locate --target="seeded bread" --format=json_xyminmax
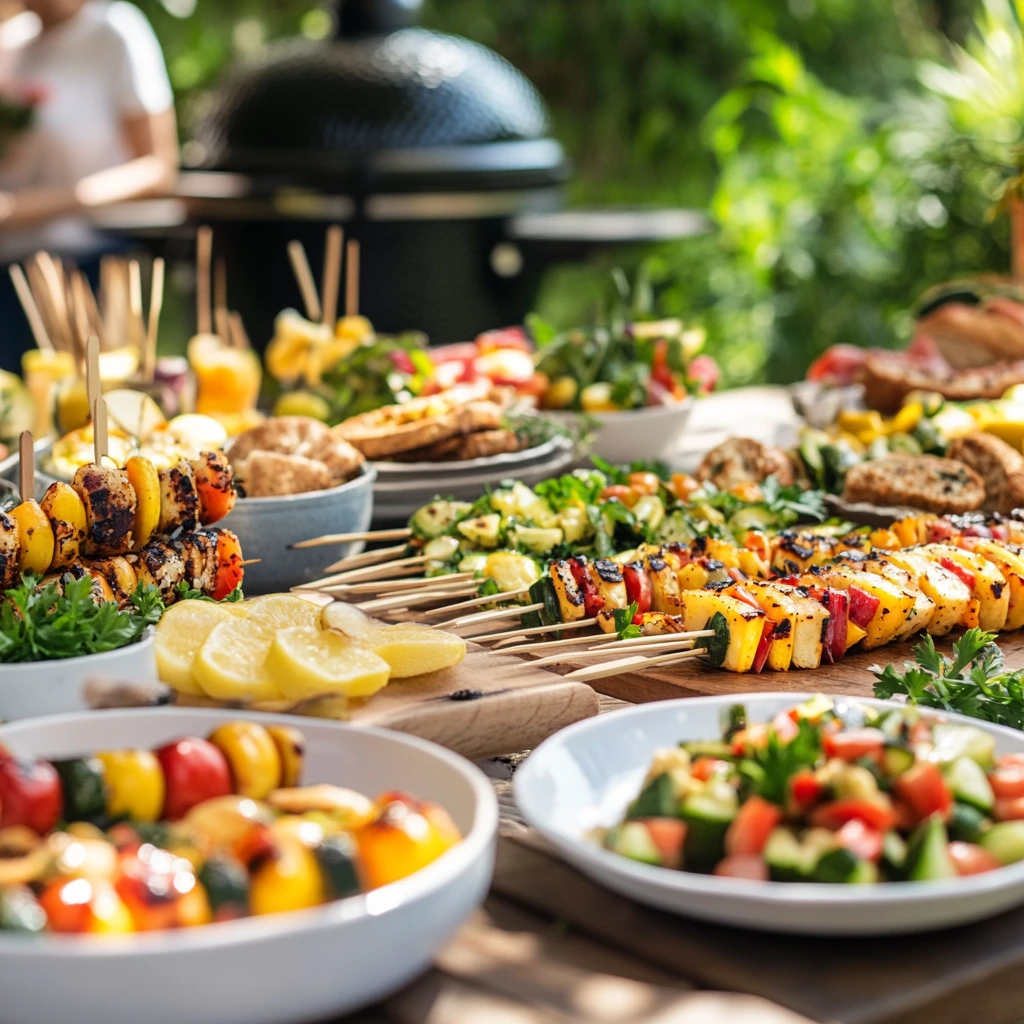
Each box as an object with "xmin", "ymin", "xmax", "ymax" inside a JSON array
[
  {"xmin": 946, "ymin": 433, "xmax": 1024, "ymax": 514},
  {"xmin": 841, "ymin": 455, "xmax": 985, "ymax": 514},
  {"xmin": 696, "ymin": 437, "xmax": 796, "ymax": 490}
]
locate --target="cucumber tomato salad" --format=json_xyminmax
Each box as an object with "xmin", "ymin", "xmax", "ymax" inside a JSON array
[{"xmin": 600, "ymin": 696, "xmax": 1024, "ymax": 884}]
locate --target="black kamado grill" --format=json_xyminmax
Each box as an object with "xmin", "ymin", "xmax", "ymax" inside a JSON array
[{"xmin": 181, "ymin": 0, "xmax": 706, "ymax": 346}]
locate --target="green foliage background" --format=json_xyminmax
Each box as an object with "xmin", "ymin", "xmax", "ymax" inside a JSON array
[{"xmin": 136, "ymin": 0, "xmax": 1024, "ymax": 385}]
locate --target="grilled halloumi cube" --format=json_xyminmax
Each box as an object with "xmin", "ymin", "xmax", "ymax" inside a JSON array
[
  {"xmin": 591, "ymin": 558, "xmax": 628, "ymax": 612},
  {"xmin": 645, "ymin": 553, "xmax": 682, "ymax": 613},
  {"xmin": 677, "ymin": 561, "xmax": 710, "ymax": 590},
  {"xmin": 771, "ymin": 532, "xmax": 836, "ymax": 574},
  {"xmin": 966, "ymin": 540, "xmax": 1024, "ymax": 631},
  {"xmin": 881, "ymin": 550, "xmax": 970, "ymax": 635},
  {"xmin": 917, "ymin": 544, "xmax": 1009, "ymax": 632},
  {"xmin": 638, "ymin": 611, "xmax": 690, "ymax": 635},
  {"xmin": 858, "ymin": 557, "xmax": 935, "ymax": 643},
  {"xmin": 815, "ymin": 565, "xmax": 916, "ymax": 649},
  {"xmin": 681, "ymin": 590, "xmax": 765, "ymax": 673},
  {"xmin": 549, "ymin": 560, "xmax": 586, "ymax": 622},
  {"xmin": 789, "ymin": 594, "xmax": 830, "ymax": 669},
  {"xmin": 727, "ymin": 581, "xmax": 796, "ymax": 671}
]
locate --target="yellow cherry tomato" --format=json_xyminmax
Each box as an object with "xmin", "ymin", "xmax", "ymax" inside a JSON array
[
  {"xmin": 12, "ymin": 500, "xmax": 54, "ymax": 574},
  {"xmin": 249, "ymin": 831, "xmax": 324, "ymax": 916},
  {"xmin": 208, "ymin": 722, "xmax": 282, "ymax": 800},
  {"xmin": 95, "ymin": 750, "xmax": 165, "ymax": 823}
]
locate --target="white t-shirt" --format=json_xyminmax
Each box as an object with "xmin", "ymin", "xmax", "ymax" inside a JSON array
[{"xmin": 0, "ymin": 1, "xmax": 173, "ymax": 260}]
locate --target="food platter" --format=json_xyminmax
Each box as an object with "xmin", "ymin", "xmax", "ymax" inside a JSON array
[
  {"xmin": 515, "ymin": 694, "xmax": 1024, "ymax": 935},
  {"xmin": 372, "ymin": 435, "xmax": 563, "ymax": 476}
]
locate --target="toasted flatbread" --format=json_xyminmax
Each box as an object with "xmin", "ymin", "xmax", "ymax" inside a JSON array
[
  {"xmin": 242, "ymin": 451, "xmax": 334, "ymax": 497},
  {"xmin": 389, "ymin": 429, "xmax": 522, "ymax": 463}
]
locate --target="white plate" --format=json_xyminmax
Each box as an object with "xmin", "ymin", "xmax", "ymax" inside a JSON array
[
  {"xmin": 546, "ymin": 400, "xmax": 693, "ymax": 465},
  {"xmin": 514, "ymin": 693, "xmax": 1024, "ymax": 936},
  {"xmin": 0, "ymin": 708, "xmax": 497, "ymax": 1024},
  {"xmin": 373, "ymin": 437, "xmax": 561, "ymax": 477}
]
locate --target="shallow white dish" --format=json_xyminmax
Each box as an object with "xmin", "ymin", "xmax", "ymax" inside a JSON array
[
  {"xmin": 547, "ymin": 400, "xmax": 693, "ymax": 465},
  {"xmin": 0, "ymin": 633, "xmax": 157, "ymax": 722},
  {"xmin": 373, "ymin": 436, "xmax": 561, "ymax": 477},
  {"xmin": 0, "ymin": 707, "xmax": 497, "ymax": 1024},
  {"xmin": 515, "ymin": 693, "xmax": 1024, "ymax": 936}
]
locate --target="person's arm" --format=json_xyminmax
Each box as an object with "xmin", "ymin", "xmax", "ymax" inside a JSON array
[{"xmin": 0, "ymin": 107, "xmax": 179, "ymax": 228}]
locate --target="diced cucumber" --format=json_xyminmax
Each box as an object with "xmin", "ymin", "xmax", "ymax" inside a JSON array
[
  {"xmin": 681, "ymin": 793, "xmax": 737, "ymax": 873},
  {"xmin": 605, "ymin": 822, "xmax": 661, "ymax": 866},
  {"xmin": 626, "ymin": 772, "xmax": 678, "ymax": 820},
  {"xmin": 528, "ymin": 577, "xmax": 562, "ymax": 633},
  {"xmin": 680, "ymin": 740, "xmax": 733, "ymax": 760},
  {"xmin": 881, "ymin": 830, "xmax": 907, "ymax": 879},
  {"xmin": 945, "ymin": 756, "xmax": 994, "ymax": 813},
  {"xmin": 696, "ymin": 612, "xmax": 731, "ymax": 670},
  {"xmin": 422, "ymin": 535, "xmax": 461, "ymax": 562},
  {"xmin": 812, "ymin": 847, "xmax": 862, "ymax": 884},
  {"xmin": 728, "ymin": 506, "xmax": 777, "ymax": 533},
  {"xmin": 632, "ymin": 495, "xmax": 665, "ymax": 530},
  {"xmin": 511, "ymin": 525, "xmax": 564, "ymax": 555},
  {"xmin": 795, "ymin": 694, "xmax": 834, "ymax": 722},
  {"xmin": 948, "ymin": 802, "xmax": 990, "ymax": 844},
  {"xmin": 764, "ymin": 828, "xmax": 807, "ymax": 882},
  {"xmin": 905, "ymin": 817, "xmax": 956, "ymax": 881},
  {"xmin": 878, "ymin": 709, "xmax": 909, "ymax": 741},
  {"xmin": 410, "ymin": 500, "xmax": 473, "ymax": 539},
  {"xmin": 882, "ymin": 745, "xmax": 915, "ymax": 778},
  {"xmin": 931, "ymin": 724, "xmax": 996, "ymax": 769},
  {"xmin": 980, "ymin": 821, "xmax": 1024, "ymax": 866},
  {"xmin": 848, "ymin": 860, "xmax": 880, "ymax": 884},
  {"xmin": 457, "ymin": 513, "xmax": 502, "ymax": 548},
  {"xmin": 558, "ymin": 505, "xmax": 591, "ymax": 544},
  {"xmin": 457, "ymin": 553, "xmax": 489, "ymax": 574}
]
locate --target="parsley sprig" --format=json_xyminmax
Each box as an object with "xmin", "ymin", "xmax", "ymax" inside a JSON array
[
  {"xmin": 0, "ymin": 575, "xmax": 164, "ymax": 664},
  {"xmin": 872, "ymin": 629, "xmax": 1024, "ymax": 729},
  {"xmin": 738, "ymin": 718, "xmax": 822, "ymax": 805},
  {"xmin": 174, "ymin": 581, "xmax": 244, "ymax": 604}
]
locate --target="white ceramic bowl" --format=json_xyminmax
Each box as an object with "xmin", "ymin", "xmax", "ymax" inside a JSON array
[
  {"xmin": 547, "ymin": 400, "xmax": 693, "ymax": 465},
  {"xmin": 0, "ymin": 633, "xmax": 157, "ymax": 722},
  {"xmin": 0, "ymin": 708, "xmax": 497, "ymax": 1024},
  {"xmin": 515, "ymin": 693, "xmax": 1024, "ymax": 936}
]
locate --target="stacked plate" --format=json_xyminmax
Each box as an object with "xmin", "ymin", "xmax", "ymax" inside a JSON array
[{"xmin": 371, "ymin": 435, "xmax": 575, "ymax": 523}]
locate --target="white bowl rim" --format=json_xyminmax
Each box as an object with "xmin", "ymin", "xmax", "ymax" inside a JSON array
[
  {"xmin": 234, "ymin": 462, "xmax": 377, "ymax": 506},
  {"xmin": 544, "ymin": 397, "xmax": 694, "ymax": 420},
  {"xmin": 0, "ymin": 631, "xmax": 154, "ymax": 675},
  {"xmin": 0, "ymin": 707, "xmax": 498, "ymax": 958},
  {"xmin": 515, "ymin": 691, "xmax": 1024, "ymax": 907},
  {"xmin": 371, "ymin": 436, "xmax": 570, "ymax": 476}
]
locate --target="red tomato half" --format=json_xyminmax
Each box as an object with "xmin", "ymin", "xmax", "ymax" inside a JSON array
[
  {"xmin": 836, "ymin": 819, "xmax": 883, "ymax": 862},
  {"xmin": 809, "ymin": 799, "xmax": 897, "ymax": 833},
  {"xmin": 948, "ymin": 842, "xmax": 1002, "ymax": 876},
  {"xmin": 156, "ymin": 737, "xmax": 233, "ymax": 820},
  {"xmin": 823, "ymin": 728, "xmax": 886, "ymax": 762},
  {"xmin": 714, "ymin": 855, "xmax": 769, "ymax": 881},
  {"xmin": 691, "ymin": 757, "xmax": 731, "ymax": 782},
  {"xmin": 895, "ymin": 762, "xmax": 952, "ymax": 821},
  {"xmin": 636, "ymin": 819, "xmax": 687, "ymax": 869},
  {"xmin": 788, "ymin": 769, "xmax": 823, "ymax": 811},
  {"xmin": 989, "ymin": 765, "xmax": 1024, "ymax": 799},
  {"xmin": 994, "ymin": 797, "xmax": 1024, "ymax": 821},
  {"xmin": 725, "ymin": 796, "xmax": 782, "ymax": 858},
  {"xmin": 0, "ymin": 753, "xmax": 62, "ymax": 834}
]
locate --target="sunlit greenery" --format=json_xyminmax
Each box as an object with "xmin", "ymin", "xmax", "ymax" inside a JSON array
[{"xmin": 138, "ymin": 0, "xmax": 1019, "ymax": 383}]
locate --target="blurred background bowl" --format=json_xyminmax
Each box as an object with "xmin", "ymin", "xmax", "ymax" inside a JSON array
[
  {"xmin": 0, "ymin": 707, "xmax": 497, "ymax": 1024},
  {"xmin": 221, "ymin": 464, "xmax": 376, "ymax": 593}
]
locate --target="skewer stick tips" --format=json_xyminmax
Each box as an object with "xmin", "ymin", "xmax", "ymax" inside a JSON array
[
  {"xmin": 287, "ymin": 240, "xmax": 322, "ymax": 323},
  {"xmin": 92, "ymin": 396, "xmax": 109, "ymax": 466},
  {"xmin": 289, "ymin": 527, "xmax": 412, "ymax": 549},
  {"xmin": 345, "ymin": 239, "xmax": 360, "ymax": 318},
  {"xmin": 321, "ymin": 225, "xmax": 343, "ymax": 328},
  {"xmin": 196, "ymin": 225, "xmax": 213, "ymax": 335},
  {"xmin": 9, "ymin": 264, "xmax": 53, "ymax": 353},
  {"xmin": 18, "ymin": 431, "xmax": 33, "ymax": 502},
  {"xmin": 145, "ymin": 257, "xmax": 165, "ymax": 381}
]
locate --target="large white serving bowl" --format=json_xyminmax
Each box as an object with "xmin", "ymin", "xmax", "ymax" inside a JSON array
[
  {"xmin": 0, "ymin": 708, "xmax": 498, "ymax": 1024},
  {"xmin": 547, "ymin": 399, "xmax": 693, "ymax": 464},
  {"xmin": 0, "ymin": 633, "xmax": 157, "ymax": 721},
  {"xmin": 515, "ymin": 693, "xmax": 1024, "ymax": 936}
]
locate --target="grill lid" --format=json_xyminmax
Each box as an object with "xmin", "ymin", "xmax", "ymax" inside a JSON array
[{"xmin": 194, "ymin": 0, "xmax": 566, "ymax": 190}]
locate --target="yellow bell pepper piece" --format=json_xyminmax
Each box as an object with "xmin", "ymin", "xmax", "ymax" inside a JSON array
[
  {"xmin": 12, "ymin": 500, "xmax": 54, "ymax": 575},
  {"xmin": 95, "ymin": 750, "xmax": 165, "ymax": 823},
  {"xmin": 208, "ymin": 722, "xmax": 282, "ymax": 800},
  {"xmin": 887, "ymin": 402, "xmax": 922, "ymax": 435},
  {"xmin": 249, "ymin": 830, "xmax": 325, "ymax": 916}
]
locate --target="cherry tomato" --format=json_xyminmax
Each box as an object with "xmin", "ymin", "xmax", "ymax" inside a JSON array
[
  {"xmin": 948, "ymin": 842, "xmax": 1002, "ymax": 876},
  {"xmin": 155, "ymin": 737, "xmax": 233, "ymax": 820},
  {"xmin": 116, "ymin": 845, "xmax": 207, "ymax": 930},
  {"xmin": 670, "ymin": 473, "xmax": 701, "ymax": 502},
  {"xmin": 212, "ymin": 529, "xmax": 244, "ymax": 601},
  {"xmin": 725, "ymin": 796, "xmax": 782, "ymax": 858},
  {"xmin": 636, "ymin": 818, "xmax": 687, "ymax": 868},
  {"xmin": 989, "ymin": 765, "xmax": 1024, "ymax": 799},
  {"xmin": 686, "ymin": 354, "xmax": 719, "ymax": 395},
  {"xmin": 691, "ymin": 757, "xmax": 731, "ymax": 782},
  {"xmin": 835, "ymin": 819, "xmax": 883, "ymax": 862},
  {"xmin": 622, "ymin": 563, "xmax": 652, "ymax": 615},
  {"xmin": 895, "ymin": 762, "xmax": 952, "ymax": 821},
  {"xmin": 788, "ymin": 769, "xmax": 823, "ymax": 811},
  {"xmin": 38, "ymin": 878, "xmax": 95, "ymax": 933},
  {"xmin": 994, "ymin": 797, "xmax": 1024, "ymax": 821},
  {"xmin": 713, "ymin": 855, "xmax": 768, "ymax": 881},
  {"xmin": 809, "ymin": 799, "xmax": 897, "ymax": 833},
  {"xmin": 627, "ymin": 472, "xmax": 661, "ymax": 496},
  {"xmin": 0, "ymin": 753, "xmax": 62, "ymax": 834},
  {"xmin": 600, "ymin": 485, "xmax": 639, "ymax": 508},
  {"xmin": 770, "ymin": 710, "xmax": 798, "ymax": 743},
  {"xmin": 805, "ymin": 344, "xmax": 866, "ymax": 385},
  {"xmin": 823, "ymin": 728, "xmax": 886, "ymax": 762}
]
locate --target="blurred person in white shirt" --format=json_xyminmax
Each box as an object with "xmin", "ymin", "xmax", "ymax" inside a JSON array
[{"xmin": 0, "ymin": 0, "xmax": 178, "ymax": 369}]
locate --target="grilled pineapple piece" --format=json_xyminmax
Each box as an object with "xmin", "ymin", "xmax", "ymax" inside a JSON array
[
  {"xmin": 917, "ymin": 544, "xmax": 1009, "ymax": 632},
  {"xmin": 771, "ymin": 533, "xmax": 835, "ymax": 574},
  {"xmin": 728, "ymin": 581, "xmax": 796, "ymax": 671},
  {"xmin": 816, "ymin": 565, "xmax": 915, "ymax": 648},
  {"xmin": 591, "ymin": 558, "xmax": 628, "ymax": 611},
  {"xmin": 968, "ymin": 540, "xmax": 1024, "ymax": 631},
  {"xmin": 681, "ymin": 590, "xmax": 765, "ymax": 673},
  {"xmin": 881, "ymin": 550, "xmax": 970, "ymax": 636},
  {"xmin": 40, "ymin": 482, "xmax": 86, "ymax": 570},
  {"xmin": 645, "ymin": 552, "xmax": 682, "ymax": 613},
  {"xmin": 483, "ymin": 551, "xmax": 540, "ymax": 595},
  {"xmin": 677, "ymin": 561, "xmax": 711, "ymax": 590},
  {"xmin": 857, "ymin": 555, "xmax": 935, "ymax": 642},
  {"xmin": 550, "ymin": 560, "xmax": 586, "ymax": 622}
]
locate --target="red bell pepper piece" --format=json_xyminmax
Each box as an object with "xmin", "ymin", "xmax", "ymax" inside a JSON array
[
  {"xmin": 809, "ymin": 798, "xmax": 897, "ymax": 833},
  {"xmin": 940, "ymin": 557, "xmax": 976, "ymax": 591},
  {"xmin": 752, "ymin": 618, "xmax": 776, "ymax": 673},
  {"xmin": 846, "ymin": 586, "xmax": 879, "ymax": 629},
  {"xmin": 927, "ymin": 519, "xmax": 956, "ymax": 542},
  {"xmin": 823, "ymin": 589, "xmax": 849, "ymax": 661},
  {"xmin": 731, "ymin": 586, "xmax": 761, "ymax": 610},
  {"xmin": 788, "ymin": 769, "xmax": 823, "ymax": 812},
  {"xmin": 568, "ymin": 558, "xmax": 605, "ymax": 617},
  {"xmin": 623, "ymin": 562, "xmax": 652, "ymax": 615}
]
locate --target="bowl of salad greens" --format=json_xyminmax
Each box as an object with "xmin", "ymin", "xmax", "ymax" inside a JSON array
[
  {"xmin": 0, "ymin": 574, "xmax": 162, "ymax": 720},
  {"xmin": 516, "ymin": 693, "xmax": 1024, "ymax": 935}
]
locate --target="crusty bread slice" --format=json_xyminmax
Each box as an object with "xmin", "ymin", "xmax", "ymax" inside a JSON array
[
  {"xmin": 946, "ymin": 433, "xmax": 1024, "ymax": 514},
  {"xmin": 390, "ymin": 429, "xmax": 522, "ymax": 463},
  {"xmin": 841, "ymin": 455, "xmax": 985, "ymax": 514}
]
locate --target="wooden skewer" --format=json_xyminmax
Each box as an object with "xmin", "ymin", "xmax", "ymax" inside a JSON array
[
  {"xmin": 500, "ymin": 628, "xmax": 716, "ymax": 655},
  {"xmin": 319, "ymin": 543, "xmax": 408, "ymax": 573},
  {"xmin": 214, "ymin": 257, "xmax": 227, "ymax": 329},
  {"xmin": 239, "ymin": 558, "xmax": 262, "ymax": 567},
  {"xmin": 321, "ymin": 225, "xmax": 343, "ymax": 328},
  {"xmin": 35, "ymin": 252, "xmax": 73, "ymax": 355},
  {"xmin": 77, "ymin": 272, "xmax": 106, "ymax": 351},
  {"xmin": 9, "ymin": 265, "xmax": 53, "ymax": 352},
  {"xmin": 345, "ymin": 239, "xmax": 360, "ymax": 317},
  {"xmin": 293, "ymin": 561, "xmax": 426, "ymax": 592},
  {"xmin": 564, "ymin": 647, "xmax": 706, "ymax": 683},
  {"xmin": 418, "ymin": 587, "xmax": 532, "ymax": 620},
  {"xmin": 128, "ymin": 259, "xmax": 143, "ymax": 352},
  {"xmin": 145, "ymin": 257, "xmax": 164, "ymax": 381},
  {"xmin": 93, "ymin": 395, "xmax": 109, "ymax": 465},
  {"xmin": 196, "ymin": 226, "xmax": 213, "ymax": 335},
  {"xmin": 24, "ymin": 261, "xmax": 62, "ymax": 352},
  {"xmin": 70, "ymin": 273, "xmax": 93, "ymax": 358},
  {"xmin": 85, "ymin": 334, "xmax": 101, "ymax": 417},
  {"xmin": 290, "ymin": 528, "xmax": 412, "ymax": 550},
  {"xmin": 530, "ymin": 640, "xmax": 698, "ymax": 669},
  {"xmin": 321, "ymin": 551, "xmax": 428, "ymax": 577},
  {"xmin": 228, "ymin": 311, "xmax": 251, "ymax": 351},
  {"xmin": 215, "ymin": 307, "xmax": 231, "ymax": 349},
  {"xmin": 470, "ymin": 618, "xmax": 600, "ymax": 644},
  {"xmin": 287, "ymin": 240, "xmax": 322, "ymax": 322},
  {"xmin": 320, "ymin": 571, "xmax": 478, "ymax": 597},
  {"xmin": 357, "ymin": 583, "xmax": 480, "ymax": 613},
  {"xmin": 446, "ymin": 602, "xmax": 544, "ymax": 630},
  {"xmin": 18, "ymin": 430, "xmax": 33, "ymax": 501}
]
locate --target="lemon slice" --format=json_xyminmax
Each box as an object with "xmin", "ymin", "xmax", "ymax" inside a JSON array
[
  {"xmin": 246, "ymin": 594, "xmax": 325, "ymax": 630},
  {"xmin": 360, "ymin": 622, "xmax": 467, "ymax": 679},
  {"xmin": 194, "ymin": 618, "xmax": 281, "ymax": 702},
  {"xmin": 103, "ymin": 389, "xmax": 167, "ymax": 439},
  {"xmin": 267, "ymin": 626, "xmax": 391, "ymax": 700},
  {"xmin": 155, "ymin": 599, "xmax": 247, "ymax": 695}
]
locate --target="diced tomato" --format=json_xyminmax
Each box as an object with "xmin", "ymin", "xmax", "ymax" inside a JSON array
[
  {"xmin": 691, "ymin": 757, "xmax": 732, "ymax": 782},
  {"xmin": 824, "ymin": 589, "xmax": 848, "ymax": 662},
  {"xmin": 623, "ymin": 563, "xmax": 652, "ymax": 615},
  {"xmin": 632, "ymin": 613, "xmax": 644, "ymax": 625},
  {"xmin": 789, "ymin": 769, "xmax": 823, "ymax": 811},
  {"xmin": 810, "ymin": 799, "xmax": 897, "ymax": 833},
  {"xmin": 725, "ymin": 796, "xmax": 783, "ymax": 857},
  {"xmin": 686, "ymin": 354, "xmax": 720, "ymax": 395},
  {"xmin": 752, "ymin": 619, "xmax": 776, "ymax": 674},
  {"xmin": 948, "ymin": 841, "xmax": 1002, "ymax": 876},
  {"xmin": 714, "ymin": 854, "xmax": 768, "ymax": 881},
  {"xmin": 600, "ymin": 486, "xmax": 639, "ymax": 508},
  {"xmin": 627, "ymin": 472, "xmax": 661, "ymax": 496},
  {"xmin": 431, "ymin": 342, "xmax": 480, "ymax": 363},
  {"xmin": 994, "ymin": 797, "xmax": 1024, "ymax": 821},
  {"xmin": 846, "ymin": 587, "xmax": 880, "ymax": 629},
  {"xmin": 771, "ymin": 710, "xmax": 799, "ymax": 743},
  {"xmin": 890, "ymin": 799, "xmax": 918, "ymax": 833},
  {"xmin": 835, "ymin": 819, "xmax": 883, "ymax": 862},
  {"xmin": 908, "ymin": 719, "xmax": 931, "ymax": 746},
  {"xmin": 731, "ymin": 723, "xmax": 769, "ymax": 756},
  {"xmin": 477, "ymin": 326, "xmax": 532, "ymax": 352},
  {"xmin": 895, "ymin": 762, "xmax": 952, "ymax": 820},
  {"xmin": 927, "ymin": 520, "xmax": 956, "ymax": 542},
  {"xmin": 989, "ymin": 765, "xmax": 1024, "ymax": 799},
  {"xmin": 805, "ymin": 344, "xmax": 867, "ymax": 385},
  {"xmin": 731, "ymin": 586, "xmax": 761, "ymax": 610},
  {"xmin": 637, "ymin": 818, "xmax": 687, "ymax": 868},
  {"xmin": 940, "ymin": 557, "xmax": 975, "ymax": 591},
  {"xmin": 958, "ymin": 524, "xmax": 993, "ymax": 539},
  {"xmin": 823, "ymin": 728, "xmax": 886, "ymax": 762},
  {"xmin": 997, "ymin": 753, "xmax": 1024, "ymax": 769},
  {"xmin": 992, "ymin": 525, "xmax": 1010, "ymax": 542},
  {"xmin": 389, "ymin": 350, "xmax": 417, "ymax": 374},
  {"xmin": 568, "ymin": 558, "xmax": 605, "ymax": 617}
]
